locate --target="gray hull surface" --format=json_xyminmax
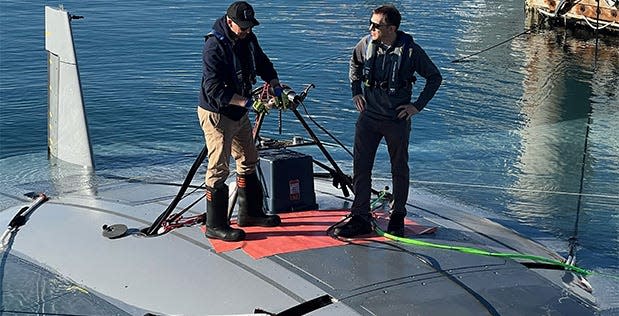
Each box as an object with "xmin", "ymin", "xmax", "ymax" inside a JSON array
[{"xmin": 0, "ymin": 177, "xmax": 597, "ymax": 315}]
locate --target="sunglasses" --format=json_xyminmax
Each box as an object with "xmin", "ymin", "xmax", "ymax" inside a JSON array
[{"xmin": 369, "ymin": 21, "xmax": 389, "ymax": 30}]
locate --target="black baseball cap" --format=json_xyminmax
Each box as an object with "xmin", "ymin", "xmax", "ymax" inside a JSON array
[{"xmin": 227, "ymin": 1, "xmax": 260, "ymax": 29}]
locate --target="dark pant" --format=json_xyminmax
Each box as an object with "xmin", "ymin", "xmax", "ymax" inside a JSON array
[{"xmin": 351, "ymin": 113, "xmax": 411, "ymax": 218}]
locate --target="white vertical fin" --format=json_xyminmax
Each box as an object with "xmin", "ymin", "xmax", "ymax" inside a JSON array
[{"xmin": 45, "ymin": 6, "xmax": 94, "ymax": 170}]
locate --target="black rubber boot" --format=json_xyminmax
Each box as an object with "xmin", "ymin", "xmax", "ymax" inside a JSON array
[
  {"xmin": 236, "ymin": 173, "xmax": 281, "ymax": 227},
  {"xmin": 205, "ymin": 185, "xmax": 245, "ymax": 242},
  {"xmin": 333, "ymin": 215, "xmax": 373, "ymax": 238},
  {"xmin": 387, "ymin": 212, "xmax": 406, "ymax": 237}
]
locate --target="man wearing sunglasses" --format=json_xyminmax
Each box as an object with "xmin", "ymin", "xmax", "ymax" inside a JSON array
[
  {"xmin": 335, "ymin": 5, "xmax": 442, "ymax": 238},
  {"xmin": 198, "ymin": 1, "xmax": 283, "ymax": 242}
]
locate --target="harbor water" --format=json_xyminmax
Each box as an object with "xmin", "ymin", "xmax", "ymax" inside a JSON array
[{"xmin": 1, "ymin": 0, "xmax": 618, "ymax": 312}]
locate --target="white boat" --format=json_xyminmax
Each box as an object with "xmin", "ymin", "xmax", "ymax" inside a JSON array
[{"xmin": 0, "ymin": 6, "xmax": 601, "ymax": 315}]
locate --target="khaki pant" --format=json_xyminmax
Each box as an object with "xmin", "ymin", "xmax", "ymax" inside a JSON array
[{"xmin": 197, "ymin": 106, "xmax": 259, "ymax": 188}]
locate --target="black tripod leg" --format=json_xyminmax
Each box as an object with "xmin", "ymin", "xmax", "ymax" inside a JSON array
[{"xmin": 291, "ymin": 108, "xmax": 353, "ymax": 197}]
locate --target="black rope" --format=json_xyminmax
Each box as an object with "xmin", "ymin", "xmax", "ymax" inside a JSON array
[
  {"xmin": 298, "ymin": 100, "xmax": 354, "ymax": 158},
  {"xmin": 567, "ymin": 105, "xmax": 594, "ymax": 261},
  {"xmin": 144, "ymin": 145, "xmax": 208, "ymax": 236},
  {"xmin": 451, "ymin": 28, "xmax": 535, "ymax": 63},
  {"xmin": 167, "ymin": 190, "xmax": 206, "ymax": 223},
  {"xmin": 567, "ymin": 0, "xmax": 604, "ymax": 253}
]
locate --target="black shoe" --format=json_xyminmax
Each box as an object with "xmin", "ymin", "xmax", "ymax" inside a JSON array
[
  {"xmin": 237, "ymin": 214, "xmax": 281, "ymax": 227},
  {"xmin": 387, "ymin": 213, "xmax": 405, "ymax": 237},
  {"xmin": 334, "ymin": 215, "xmax": 373, "ymax": 238},
  {"xmin": 205, "ymin": 226, "xmax": 245, "ymax": 242}
]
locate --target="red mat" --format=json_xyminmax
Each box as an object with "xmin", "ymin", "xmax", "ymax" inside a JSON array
[{"xmin": 203, "ymin": 209, "xmax": 437, "ymax": 260}]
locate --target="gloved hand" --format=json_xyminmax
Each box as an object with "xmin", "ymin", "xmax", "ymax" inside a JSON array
[
  {"xmin": 251, "ymin": 98, "xmax": 269, "ymax": 114},
  {"xmin": 272, "ymin": 85, "xmax": 290, "ymax": 109},
  {"xmin": 273, "ymin": 86, "xmax": 283, "ymax": 97},
  {"xmin": 244, "ymin": 97, "xmax": 268, "ymax": 114}
]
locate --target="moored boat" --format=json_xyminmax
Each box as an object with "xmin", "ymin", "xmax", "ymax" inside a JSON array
[{"xmin": 525, "ymin": 0, "xmax": 619, "ymax": 33}]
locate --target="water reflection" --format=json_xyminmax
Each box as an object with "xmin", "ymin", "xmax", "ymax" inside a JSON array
[
  {"xmin": 48, "ymin": 157, "xmax": 97, "ymax": 197},
  {"xmin": 516, "ymin": 30, "xmax": 594, "ymax": 214},
  {"xmin": 514, "ymin": 29, "xmax": 619, "ymax": 266}
]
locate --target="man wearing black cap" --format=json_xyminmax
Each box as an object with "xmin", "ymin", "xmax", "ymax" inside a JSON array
[{"xmin": 198, "ymin": 1, "xmax": 283, "ymax": 242}]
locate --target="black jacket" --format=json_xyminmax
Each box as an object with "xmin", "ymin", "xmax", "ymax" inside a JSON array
[
  {"xmin": 198, "ymin": 16, "xmax": 278, "ymax": 121},
  {"xmin": 350, "ymin": 31, "xmax": 442, "ymax": 120}
]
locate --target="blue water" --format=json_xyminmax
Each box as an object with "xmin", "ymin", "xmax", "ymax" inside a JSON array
[{"xmin": 1, "ymin": 0, "xmax": 618, "ymax": 311}]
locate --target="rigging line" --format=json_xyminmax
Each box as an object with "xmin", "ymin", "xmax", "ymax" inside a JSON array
[
  {"xmin": 101, "ymin": 175, "xmax": 206, "ymax": 190},
  {"xmin": 451, "ymin": 27, "xmax": 536, "ymax": 63},
  {"xmin": 371, "ymin": 177, "xmax": 619, "ymax": 200},
  {"xmin": 567, "ymin": 104, "xmax": 594, "ymax": 260},
  {"xmin": 298, "ymin": 100, "xmax": 354, "ymax": 158},
  {"xmin": 180, "ymin": 181, "xmax": 205, "ymax": 200},
  {"xmin": 167, "ymin": 192, "xmax": 206, "ymax": 224},
  {"xmin": 145, "ymin": 145, "xmax": 208, "ymax": 236}
]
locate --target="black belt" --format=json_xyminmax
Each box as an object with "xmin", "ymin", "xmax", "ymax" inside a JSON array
[
  {"xmin": 365, "ymin": 81, "xmax": 410, "ymax": 92},
  {"xmin": 365, "ymin": 80, "xmax": 390, "ymax": 90}
]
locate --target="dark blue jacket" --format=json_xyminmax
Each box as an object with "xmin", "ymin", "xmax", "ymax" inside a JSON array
[{"xmin": 198, "ymin": 16, "xmax": 278, "ymax": 121}]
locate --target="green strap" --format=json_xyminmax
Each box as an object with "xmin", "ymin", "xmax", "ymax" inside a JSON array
[
  {"xmin": 375, "ymin": 226, "xmax": 592, "ymax": 276},
  {"xmin": 369, "ymin": 193, "xmax": 592, "ymax": 277}
]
